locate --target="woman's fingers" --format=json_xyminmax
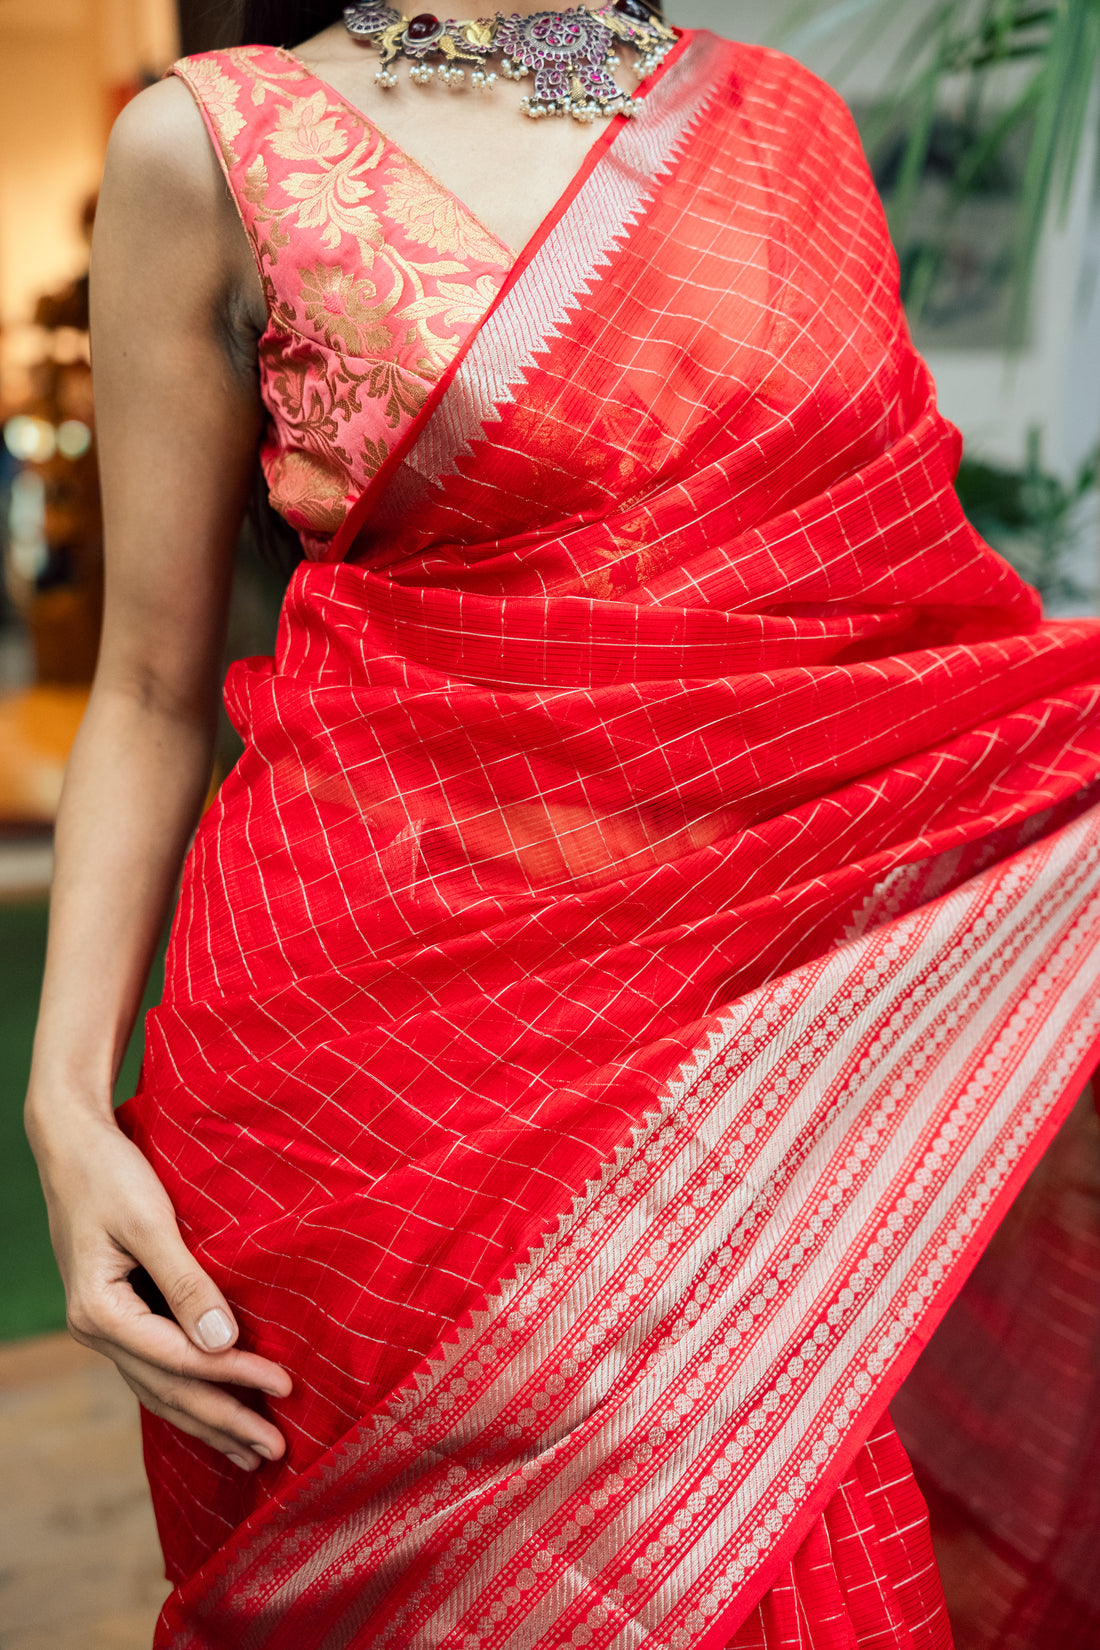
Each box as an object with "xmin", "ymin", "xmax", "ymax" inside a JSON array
[
  {"xmin": 100, "ymin": 1283, "xmax": 293, "ymax": 1399},
  {"xmin": 112, "ymin": 1199, "xmax": 243, "ymax": 1356},
  {"xmin": 112, "ymin": 1338, "xmax": 287, "ymax": 1465},
  {"xmin": 79, "ymin": 1283, "xmax": 291, "ymax": 1466},
  {"xmin": 113, "ymin": 1359, "xmax": 269, "ymax": 1470},
  {"xmin": 105, "ymin": 1258, "xmax": 292, "ymax": 1393},
  {"xmin": 42, "ymin": 1115, "xmax": 249, "ymax": 1363},
  {"xmin": 34, "ymin": 1114, "xmax": 293, "ymax": 1461},
  {"xmin": 65, "ymin": 1239, "xmax": 293, "ymax": 1403},
  {"xmin": 98, "ymin": 1288, "xmax": 290, "ymax": 1465}
]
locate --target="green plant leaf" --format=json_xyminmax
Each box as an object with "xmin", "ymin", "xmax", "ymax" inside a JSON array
[{"xmin": 780, "ymin": 0, "xmax": 1100, "ymax": 343}]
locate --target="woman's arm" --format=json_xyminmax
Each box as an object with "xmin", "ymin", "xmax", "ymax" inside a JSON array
[{"xmin": 24, "ymin": 77, "xmax": 292, "ymax": 1471}]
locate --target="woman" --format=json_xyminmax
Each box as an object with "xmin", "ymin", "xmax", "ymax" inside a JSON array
[{"xmin": 25, "ymin": 0, "xmax": 1100, "ymax": 1644}]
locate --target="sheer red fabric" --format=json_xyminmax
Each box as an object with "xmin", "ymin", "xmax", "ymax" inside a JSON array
[
  {"xmin": 894, "ymin": 1087, "xmax": 1100, "ymax": 1649},
  {"xmin": 726, "ymin": 1417, "xmax": 953, "ymax": 1650},
  {"xmin": 122, "ymin": 32, "xmax": 1100, "ymax": 1649}
]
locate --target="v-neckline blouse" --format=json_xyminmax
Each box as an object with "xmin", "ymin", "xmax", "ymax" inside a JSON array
[
  {"xmin": 172, "ymin": 44, "xmax": 520, "ymax": 559},
  {"xmin": 271, "ymin": 35, "xmax": 685, "ymax": 267},
  {"xmin": 170, "ymin": 38, "xmax": 684, "ymax": 561},
  {"xmin": 273, "ymin": 45, "xmax": 520, "ymax": 261}
]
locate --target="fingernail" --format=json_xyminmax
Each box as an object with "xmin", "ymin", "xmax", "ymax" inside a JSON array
[
  {"xmin": 254, "ymin": 1442, "xmax": 274, "ymax": 1461},
  {"xmin": 227, "ymin": 1452, "xmax": 253, "ymax": 1471},
  {"xmin": 197, "ymin": 1309, "xmax": 233, "ymax": 1350}
]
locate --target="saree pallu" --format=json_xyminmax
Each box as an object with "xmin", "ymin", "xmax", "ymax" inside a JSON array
[{"xmin": 122, "ymin": 29, "xmax": 1100, "ymax": 1648}]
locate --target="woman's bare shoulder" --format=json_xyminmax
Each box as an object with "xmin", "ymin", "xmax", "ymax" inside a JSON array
[
  {"xmin": 102, "ymin": 77, "xmax": 227, "ymax": 222},
  {"xmin": 96, "ymin": 76, "xmax": 263, "ymax": 330}
]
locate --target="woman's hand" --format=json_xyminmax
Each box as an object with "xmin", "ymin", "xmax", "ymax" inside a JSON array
[{"xmin": 28, "ymin": 1106, "xmax": 292, "ymax": 1472}]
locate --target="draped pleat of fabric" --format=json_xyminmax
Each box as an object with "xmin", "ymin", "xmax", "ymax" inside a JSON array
[
  {"xmin": 123, "ymin": 32, "xmax": 1100, "ymax": 1648},
  {"xmin": 724, "ymin": 1417, "xmax": 953, "ymax": 1650}
]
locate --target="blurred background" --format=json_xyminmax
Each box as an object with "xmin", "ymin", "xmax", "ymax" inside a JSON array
[{"xmin": 0, "ymin": 0, "xmax": 1098, "ymax": 1644}]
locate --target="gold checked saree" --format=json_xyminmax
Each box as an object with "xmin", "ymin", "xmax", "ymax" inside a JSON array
[{"xmin": 119, "ymin": 26, "xmax": 1100, "ymax": 1650}]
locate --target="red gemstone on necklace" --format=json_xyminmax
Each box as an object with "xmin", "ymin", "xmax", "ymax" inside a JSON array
[{"xmin": 406, "ymin": 12, "xmax": 440, "ymax": 40}]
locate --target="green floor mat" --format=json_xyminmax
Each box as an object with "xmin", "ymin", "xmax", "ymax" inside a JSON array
[{"xmin": 0, "ymin": 900, "xmax": 165, "ymax": 1340}]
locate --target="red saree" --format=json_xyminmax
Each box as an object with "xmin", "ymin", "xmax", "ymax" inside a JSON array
[{"xmin": 122, "ymin": 28, "xmax": 1100, "ymax": 1649}]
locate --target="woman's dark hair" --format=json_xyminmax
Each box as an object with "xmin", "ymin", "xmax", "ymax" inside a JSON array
[
  {"xmin": 178, "ymin": 3, "xmax": 345, "ymax": 52},
  {"xmin": 238, "ymin": 2, "xmax": 348, "ymax": 46}
]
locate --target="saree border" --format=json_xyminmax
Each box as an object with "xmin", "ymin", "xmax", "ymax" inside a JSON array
[
  {"xmin": 161, "ymin": 796, "xmax": 1100, "ymax": 1650},
  {"xmin": 325, "ymin": 27, "xmax": 727, "ymax": 561},
  {"xmin": 695, "ymin": 1001, "xmax": 1100, "ymax": 1650}
]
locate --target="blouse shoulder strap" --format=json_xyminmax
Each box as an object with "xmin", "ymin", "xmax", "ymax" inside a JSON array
[
  {"xmin": 168, "ymin": 46, "xmax": 376, "ymax": 313},
  {"xmin": 168, "ymin": 44, "xmax": 315, "ymax": 183}
]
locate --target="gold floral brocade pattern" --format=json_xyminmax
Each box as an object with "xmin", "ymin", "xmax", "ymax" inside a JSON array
[{"xmin": 172, "ymin": 46, "xmax": 515, "ymax": 557}]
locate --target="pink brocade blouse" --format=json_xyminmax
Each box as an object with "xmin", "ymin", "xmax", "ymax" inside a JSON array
[{"xmin": 172, "ymin": 46, "xmax": 516, "ymax": 560}]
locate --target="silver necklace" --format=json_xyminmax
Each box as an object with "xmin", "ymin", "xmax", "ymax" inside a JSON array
[{"xmin": 342, "ymin": 1, "xmax": 675, "ymax": 121}]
